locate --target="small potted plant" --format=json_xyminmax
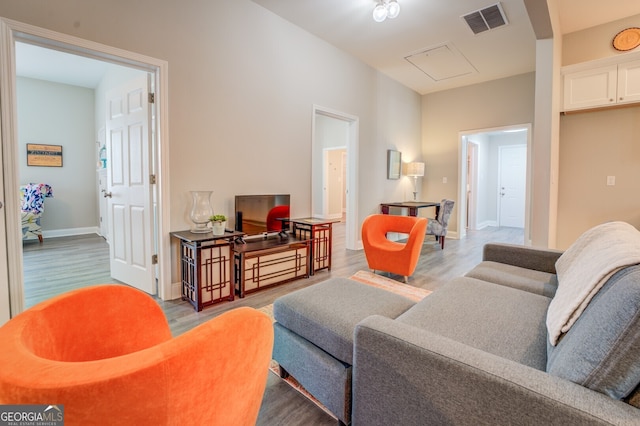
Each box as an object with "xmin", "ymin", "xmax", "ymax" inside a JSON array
[{"xmin": 209, "ymin": 214, "xmax": 227, "ymax": 236}]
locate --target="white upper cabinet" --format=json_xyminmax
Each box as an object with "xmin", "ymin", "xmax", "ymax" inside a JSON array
[
  {"xmin": 563, "ymin": 65, "xmax": 617, "ymax": 111},
  {"xmin": 617, "ymin": 59, "xmax": 640, "ymax": 105},
  {"xmin": 562, "ymin": 54, "xmax": 640, "ymax": 112}
]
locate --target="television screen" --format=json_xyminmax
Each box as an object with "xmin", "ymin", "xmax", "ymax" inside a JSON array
[{"xmin": 235, "ymin": 194, "xmax": 290, "ymax": 236}]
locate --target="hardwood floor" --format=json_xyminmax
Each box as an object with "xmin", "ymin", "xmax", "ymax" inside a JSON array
[
  {"xmin": 22, "ymin": 234, "xmax": 122, "ymax": 308},
  {"xmin": 22, "ymin": 223, "xmax": 523, "ymax": 425}
]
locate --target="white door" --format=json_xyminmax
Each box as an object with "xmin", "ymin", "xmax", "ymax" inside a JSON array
[
  {"xmin": 106, "ymin": 75, "xmax": 155, "ymax": 294},
  {"xmin": 498, "ymin": 145, "xmax": 526, "ymax": 228}
]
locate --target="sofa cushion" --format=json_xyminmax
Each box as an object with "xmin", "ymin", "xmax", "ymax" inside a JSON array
[
  {"xmin": 547, "ymin": 264, "xmax": 640, "ymax": 400},
  {"xmin": 465, "ymin": 261, "xmax": 558, "ymax": 297},
  {"xmin": 396, "ymin": 277, "xmax": 550, "ymax": 370},
  {"xmin": 273, "ymin": 277, "xmax": 415, "ymax": 364}
]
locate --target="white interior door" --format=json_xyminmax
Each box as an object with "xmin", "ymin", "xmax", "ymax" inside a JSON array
[
  {"xmin": 498, "ymin": 145, "xmax": 526, "ymax": 228},
  {"xmin": 106, "ymin": 75, "xmax": 155, "ymax": 294}
]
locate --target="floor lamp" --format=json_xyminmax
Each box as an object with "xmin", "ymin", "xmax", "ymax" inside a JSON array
[{"xmin": 407, "ymin": 162, "xmax": 425, "ymax": 201}]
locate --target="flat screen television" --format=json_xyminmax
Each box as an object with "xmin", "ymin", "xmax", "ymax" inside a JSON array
[{"xmin": 235, "ymin": 194, "xmax": 290, "ymax": 236}]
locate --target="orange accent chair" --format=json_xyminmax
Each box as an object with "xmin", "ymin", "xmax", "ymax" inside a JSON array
[
  {"xmin": 362, "ymin": 214, "xmax": 428, "ymax": 282},
  {"xmin": 266, "ymin": 204, "xmax": 290, "ymax": 232},
  {"xmin": 0, "ymin": 285, "xmax": 274, "ymax": 426}
]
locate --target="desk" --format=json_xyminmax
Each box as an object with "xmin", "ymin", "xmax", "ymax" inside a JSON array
[
  {"xmin": 171, "ymin": 230, "xmax": 244, "ymax": 311},
  {"xmin": 380, "ymin": 201, "xmax": 440, "ymax": 217}
]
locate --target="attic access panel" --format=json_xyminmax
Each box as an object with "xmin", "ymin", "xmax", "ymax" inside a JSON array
[{"xmin": 405, "ymin": 43, "xmax": 477, "ymax": 82}]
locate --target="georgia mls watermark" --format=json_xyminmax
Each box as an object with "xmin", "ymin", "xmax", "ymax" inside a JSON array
[{"xmin": 0, "ymin": 405, "xmax": 64, "ymax": 426}]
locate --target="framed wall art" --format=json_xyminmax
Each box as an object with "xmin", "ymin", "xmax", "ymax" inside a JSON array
[
  {"xmin": 27, "ymin": 144, "xmax": 63, "ymax": 167},
  {"xmin": 387, "ymin": 149, "xmax": 401, "ymax": 180}
]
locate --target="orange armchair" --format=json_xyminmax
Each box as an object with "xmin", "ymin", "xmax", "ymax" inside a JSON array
[
  {"xmin": 0, "ymin": 285, "xmax": 274, "ymax": 426},
  {"xmin": 362, "ymin": 214, "xmax": 428, "ymax": 282}
]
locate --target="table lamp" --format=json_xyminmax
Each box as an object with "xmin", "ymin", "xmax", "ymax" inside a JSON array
[{"xmin": 406, "ymin": 162, "xmax": 425, "ymax": 201}]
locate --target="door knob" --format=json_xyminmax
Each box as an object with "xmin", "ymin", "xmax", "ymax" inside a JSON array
[{"xmin": 103, "ymin": 191, "xmax": 113, "ymax": 198}]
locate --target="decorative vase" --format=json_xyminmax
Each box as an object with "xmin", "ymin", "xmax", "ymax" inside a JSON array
[
  {"xmin": 189, "ymin": 191, "xmax": 214, "ymax": 233},
  {"xmin": 211, "ymin": 221, "xmax": 227, "ymax": 236}
]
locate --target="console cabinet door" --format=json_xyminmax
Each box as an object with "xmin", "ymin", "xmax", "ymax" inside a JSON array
[
  {"xmin": 617, "ymin": 59, "xmax": 640, "ymax": 105},
  {"xmin": 563, "ymin": 65, "xmax": 617, "ymax": 111}
]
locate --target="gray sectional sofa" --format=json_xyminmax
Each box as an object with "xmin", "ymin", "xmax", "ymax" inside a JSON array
[
  {"xmin": 273, "ymin": 229, "xmax": 640, "ymax": 425},
  {"xmin": 354, "ymin": 242, "xmax": 640, "ymax": 425}
]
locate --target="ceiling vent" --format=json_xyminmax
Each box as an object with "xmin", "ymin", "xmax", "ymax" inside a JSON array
[{"xmin": 462, "ymin": 2, "xmax": 508, "ymax": 35}]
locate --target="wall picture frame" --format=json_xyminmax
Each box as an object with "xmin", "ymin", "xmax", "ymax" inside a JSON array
[
  {"xmin": 387, "ymin": 149, "xmax": 401, "ymax": 179},
  {"xmin": 27, "ymin": 143, "xmax": 63, "ymax": 167}
]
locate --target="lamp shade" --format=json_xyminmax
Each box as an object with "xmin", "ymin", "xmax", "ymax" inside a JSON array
[{"xmin": 406, "ymin": 162, "xmax": 425, "ymax": 177}]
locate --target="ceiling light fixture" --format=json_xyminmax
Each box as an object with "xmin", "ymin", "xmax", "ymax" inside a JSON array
[{"xmin": 373, "ymin": 0, "xmax": 400, "ymax": 23}]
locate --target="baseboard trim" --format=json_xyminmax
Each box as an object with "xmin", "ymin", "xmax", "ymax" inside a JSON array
[
  {"xmin": 42, "ymin": 227, "xmax": 100, "ymax": 239},
  {"xmin": 476, "ymin": 221, "xmax": 498, "ymax": 230}
]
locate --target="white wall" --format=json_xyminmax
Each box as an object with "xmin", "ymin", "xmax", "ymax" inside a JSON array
[
  {"xmin": 17, "ymin": 77, "xmax": 96, "ymax": 234},
  {"xmin": 0, "ymin": 1, "xmax": 422, "ymax": 245}
]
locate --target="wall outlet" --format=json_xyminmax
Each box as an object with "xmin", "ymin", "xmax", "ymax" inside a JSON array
[
  {"xmin": 607, "ymin": 176, "xmax": 616, "ymax": 186},
  {"xmin": 442, "ymin": 177, "xmax": 448, "ymax": 184}
]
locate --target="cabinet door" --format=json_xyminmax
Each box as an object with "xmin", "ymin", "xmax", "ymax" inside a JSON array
[
  {"xmin": 563, "ymin": 65, "xmax": 617, "ymax": 111},
  {"xmin": 617, "ymin": 60, "xmax": 640, "ymax": 104}
]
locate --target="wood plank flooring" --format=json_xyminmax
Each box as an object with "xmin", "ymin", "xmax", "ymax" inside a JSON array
[{"xmin": 22, "ymin": 223, "xmax": 523, "ymax": 425}]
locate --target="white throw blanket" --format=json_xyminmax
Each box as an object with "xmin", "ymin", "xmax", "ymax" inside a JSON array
[{"xmin": 547, "ymin": 221, "xmax": 640, "ymax": 346}]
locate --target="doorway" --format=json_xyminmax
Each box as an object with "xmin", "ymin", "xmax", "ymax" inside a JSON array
[
  {"xmin": 457, "ymin": 124, "xmax": 531, "ymax": 243},
  {"xmin": 16, "ymin": 43, "xmax": 152, "ymax": 297},
  {"xmin": 322, "ymin": 147, "xmax": 347, "ymax": 220},
  {"xmin": 312, "ymin": 106, "xmax": 359, "ymax": 250},
  {"xmin": 0, "ymin": 18, "xmax": 171, "ymax": 318}
]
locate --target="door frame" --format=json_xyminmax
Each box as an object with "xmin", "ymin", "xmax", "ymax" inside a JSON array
[
  {"xmin": 312, "ymin": 105, "xmax": 359, "ymax": 250},
  {"xmin": 466, "ymin": 141, "xmax": 478, "ymax": 230},
  {"xmin": 0, "ymin": 17, "xmax": 172, "ymax": 317},
  {"xmin": 457, "ymin": 123, "xmax": 532, "ymax": 244}
]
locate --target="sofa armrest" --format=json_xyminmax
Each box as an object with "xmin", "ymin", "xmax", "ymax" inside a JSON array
[
  {"xmin": 482, "ymin": 243, "xmax": 563, "ymax": 274},
  {"xmin": 353, "ymin": 315, "xmax": 639, "ymax": 426}
]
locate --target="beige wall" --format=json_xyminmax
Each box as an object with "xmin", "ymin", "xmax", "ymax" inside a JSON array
[
  {"xmin": 558, "ymin": 106, "xmax": 640, "ymax": 248},
  {"xmin": 0, "ymin": 1, "xmax": 422, "ymax": 245},
  {"xmin": 557, "ymin": 15, "xmax": 640, "ymax": 248},
  {"xmin": 562, "ymin": 13, "xmax": 640, "ymax": 66},
  {"xmin": 421, "ymin": 72, "xmax": 536, "ymax": 235}
]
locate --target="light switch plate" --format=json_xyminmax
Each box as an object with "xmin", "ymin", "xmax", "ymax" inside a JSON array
[{"xmin": 607, "ymin": 176, "xmax": 616, "ymax": 186}]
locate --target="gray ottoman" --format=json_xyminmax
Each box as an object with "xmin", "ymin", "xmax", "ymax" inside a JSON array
[{"xmin": 273, "ymin": 277, "xmax": 416, "ymax": 425}]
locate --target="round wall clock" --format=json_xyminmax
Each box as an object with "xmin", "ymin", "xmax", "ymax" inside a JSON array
[{"xmin": 612, "ymin": 27, "xmax": 640, "ymax": 52}]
